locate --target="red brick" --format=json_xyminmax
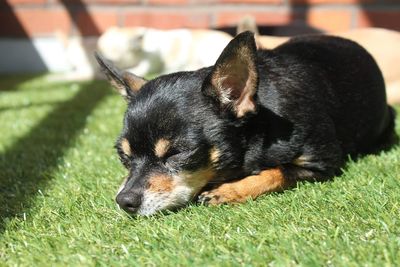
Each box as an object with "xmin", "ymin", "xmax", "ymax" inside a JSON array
[
  {"xmin": 56, "ymin": 0, "xmax": 140, "ymax": 4},
  {"xmin": 306, "ymin": 9, "xmax": 352, "ymax": 32},
  {"xmin": 290, "ymin": 0, "xmax": 374, "ymax": 4},
  {"xmin": 89, "ymin": 0, "xmax": 139, "ymax": 2},
  {"xmin": 5, "ymin": 0, "xmax": 47, "ymax": 4},
  {"xmin": 76, "ymin": 10, "xmax": 118, "ymax": 36},
  {"xmin": 215, "ymin": 11, "xmax": 294, "ymax": 27},
  {"xmin": 0, "ymin": 9, "xmax": 71, "ymax": 37},
  {"xmin": 124, "ymin": 12, "xmax": 211, "ymax": 29},
  {"xmin": 357, "ymin": 10, "xmax": 400, "ymax": 31},
  {"xmin": 147, "ymin": 0, "xmax": 188, "ymax": 4},
  {"xmin": 218, "ymin": 0, "xmax": 282, "ymax": 3}
]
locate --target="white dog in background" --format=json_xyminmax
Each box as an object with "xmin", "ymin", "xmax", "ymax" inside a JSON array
[{"xmin": 97, "ymin": 27, "xmax": 232, "ymax": 77}]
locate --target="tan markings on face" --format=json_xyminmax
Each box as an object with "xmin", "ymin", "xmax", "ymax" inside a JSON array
[
  {"xmin": 139, "ymin": 166, "xmax": 217, "ymax": 215},
  {"xmin": 154, "ymin": 138, "xmax": 171, "ymax": 158},
  {"xmin": 121, "ymin": 138, "xmax": 132, "ymax": 156},
  {"xmin": 209, "ymin": 146, "xmax": 220, "ymax": 164},
  {"xmin": 148, "ymin": 174, "xmax": 175, "ymax": 193},
  {"xmin": 179, "ymin": 166, "xmax": 216, "ymax": 194},
  {"xmin": 293, "ymin": 155, "xmax": 311, "ymax": 167}
]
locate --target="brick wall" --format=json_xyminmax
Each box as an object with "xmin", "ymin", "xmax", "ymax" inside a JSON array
[{"xmin": 1, "ymin": 0, "xmax": 400, "ymax": 38}]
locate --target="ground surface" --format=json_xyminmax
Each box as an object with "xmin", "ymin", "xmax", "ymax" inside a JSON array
[{"xmin": 0, "ymin": 76, "xmax": 399, "ymax": 266}]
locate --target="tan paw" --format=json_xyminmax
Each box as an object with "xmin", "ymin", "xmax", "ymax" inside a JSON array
[{"xmin": 197, "ymin": 184, "xmax": 245, "ymax": 205}]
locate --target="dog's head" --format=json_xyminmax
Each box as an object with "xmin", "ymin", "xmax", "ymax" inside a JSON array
[{"xmin": 95, "ymin": 31, "xmax": 258, "ymax": 215}]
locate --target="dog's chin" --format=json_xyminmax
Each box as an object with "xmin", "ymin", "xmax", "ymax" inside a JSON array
[{"xmin": 136, "ymin": 185, "xmax": 197, "ymax": 216}]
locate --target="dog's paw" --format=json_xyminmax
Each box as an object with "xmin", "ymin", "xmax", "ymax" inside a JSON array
[
  {"xmin": 197, "ymin": 184, "xmax": 244, "ymax": 205},
  {"xmin": 197, "ymin": 190, "xmax": 222, "ymax": 205}
]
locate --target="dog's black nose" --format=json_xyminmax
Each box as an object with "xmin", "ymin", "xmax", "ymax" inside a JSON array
[{"xmin": 116, "ymin": 192, "xmax": 141, "ymax": 213}]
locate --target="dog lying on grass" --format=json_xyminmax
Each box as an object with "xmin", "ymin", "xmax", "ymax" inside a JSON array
[{"xmin": 95, "ymin": 31, "xmax": 395, "ymax": 216}]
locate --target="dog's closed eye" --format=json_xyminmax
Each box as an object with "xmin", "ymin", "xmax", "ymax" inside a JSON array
[
  {"xmin": 164, "ymin": 148, "xmax": 180, "ymax": 160},
  {"xmin": 165, "ymin": 148, "xmax": 201, "ymax": 169}
]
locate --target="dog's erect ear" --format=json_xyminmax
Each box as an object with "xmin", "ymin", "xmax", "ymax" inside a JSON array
[
  {"xmin": 203, "ymin": 31, "xmax": 258, "ymax": 118},
  {"xmin": 94, "ymin": 52, "xmax": 147, "ymax": 100}
]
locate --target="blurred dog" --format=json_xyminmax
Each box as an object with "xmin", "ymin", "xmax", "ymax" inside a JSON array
[
  {"xmin": 97, "ymin": 27, "xmax": 232, "ymax": 77},
  {"xmin": 238, "ymin": 17, "xmax": 400, "ymax": 104}
]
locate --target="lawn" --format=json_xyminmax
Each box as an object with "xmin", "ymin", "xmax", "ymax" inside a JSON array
[{"xmin": 0, "ymin": 75, "xmax": 399, "ymax": 266}]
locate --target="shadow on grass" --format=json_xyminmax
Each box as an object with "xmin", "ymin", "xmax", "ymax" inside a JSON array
[
  {"xmin": 0, "ymin": 75, "xmax": 45, "ymax": 92},
  {"xmin": 0, "ymin": 80, "xmax": 110, "ymax": 233},
  {"xmin": 0, "ymin": 100, "xmax": 65, "ymax": 112}
]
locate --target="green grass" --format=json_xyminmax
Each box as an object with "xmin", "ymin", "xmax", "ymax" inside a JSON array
[{"xmin": 0, "ymin": 75, "xmax": 399, "ymax": 266}]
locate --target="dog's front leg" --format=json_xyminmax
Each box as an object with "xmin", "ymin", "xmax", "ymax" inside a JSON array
[{"xmin": 198, "ymin": 167, "xmax": 295, "ymax": 205}]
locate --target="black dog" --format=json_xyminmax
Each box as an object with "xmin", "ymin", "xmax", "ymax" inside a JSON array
[{"xmin": 95, "ymin": 31, "xmax": 395, "ymax": 215}]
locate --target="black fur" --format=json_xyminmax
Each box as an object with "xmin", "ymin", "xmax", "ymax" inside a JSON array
[{"xmin": 98, "ymin": 31, "xmax": 396, "ymax": 214}]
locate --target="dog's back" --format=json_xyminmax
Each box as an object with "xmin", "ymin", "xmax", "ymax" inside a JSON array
[{"xmin": 251, "ymin": 35, "xmax": 395, "ymax": 173}]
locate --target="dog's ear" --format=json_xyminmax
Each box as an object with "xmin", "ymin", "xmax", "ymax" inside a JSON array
[
  {"xmin": 94, "ymin": 52, "xmax": 147, "ymax": 100},
  {"xmin": 203, "ymin": 31, "xmax": 258, "ymax": 118}
]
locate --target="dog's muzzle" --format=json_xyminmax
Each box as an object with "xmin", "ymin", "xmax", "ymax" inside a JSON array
[{"xmin": 116, "ymin": 190, "xmax": 142, "ymax": 214}]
